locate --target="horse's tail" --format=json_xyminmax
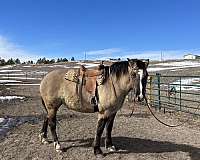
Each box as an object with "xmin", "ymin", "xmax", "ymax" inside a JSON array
[{"xmin": 41, "ymin": 97, "xmax": 48, "ymax": 113}]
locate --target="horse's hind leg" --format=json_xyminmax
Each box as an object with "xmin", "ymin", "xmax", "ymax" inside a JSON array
[
  {"xmin": 48, "ymin": 108, "xmax": 62, "ymax": 152},
  {"xmin": 39, "ymin": 117, "xmax": 49, "ymax": 144},
  {"xmin": 39, "ymin": 98, "xmax": 49, "ymax": 144},
  {"xmin": 105, "ymin": 113, "xmax": 116, "ymax": 152}
]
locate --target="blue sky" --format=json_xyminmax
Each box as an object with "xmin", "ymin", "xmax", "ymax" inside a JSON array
[{"xmin": 0, "ymin": 0, "xmax": 200, "ymax": 61}]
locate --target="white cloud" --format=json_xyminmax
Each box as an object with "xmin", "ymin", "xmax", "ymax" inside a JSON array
[
  {"xmin": 86, "ymin": 48, "xmax": 121, "ymax": 56},
  {"xmin": 0, "ymin": 35, "xmax": 41, "ymax": 62}
]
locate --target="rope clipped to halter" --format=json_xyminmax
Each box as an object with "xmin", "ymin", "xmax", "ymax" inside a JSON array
[{"xmin": 129, "ymin": 96, "xmax": 198, "ymax": 128}]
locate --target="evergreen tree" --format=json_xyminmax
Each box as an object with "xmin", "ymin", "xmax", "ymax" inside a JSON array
[
  {"xmin": 62, "ymin": 58, "xmax": 68, "ymax": 62},
  {"xmin": 71, "ymin": 57, "xmax": 75, "ymax": 61},
  {"xmin": 6, "ymin": 58, "xmax": 15, "ymax": 65},
  {"xmin": 0, "ymin": 59, "xmax": 6, "ymax": 66},
  {"xmin": 50, "ymin": 59, "xmax": 55, "ymax": 63},
  {"xmin": 36, "ymin": 58, "xmax": 42, "ymax": 64},
  {"xmin": 57, "ymin": 58, "xmax": 61, "ymax": 63},
  {"xmin": 15, "ymin": 58, "xmax": 21, "ymax": 64}
]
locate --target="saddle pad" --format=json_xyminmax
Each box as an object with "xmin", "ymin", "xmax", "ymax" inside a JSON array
[{"xmin": 65, "ymin": 70, "xmax": 79, "ymax": 83}]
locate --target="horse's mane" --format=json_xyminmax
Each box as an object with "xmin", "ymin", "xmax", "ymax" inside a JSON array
[{"xmin": 104, "ymin": 61, "xmax": 129, "ymax": 80}]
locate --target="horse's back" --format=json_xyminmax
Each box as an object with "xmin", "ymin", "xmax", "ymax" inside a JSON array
[{"xmin": 40, "ymin": 69, "xmax": 75, "ymax": 104}]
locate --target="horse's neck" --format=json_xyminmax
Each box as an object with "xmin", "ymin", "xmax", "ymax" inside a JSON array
[{"xmin": 108, "ymin": 74, "xmax": 132, "ymax": 97}]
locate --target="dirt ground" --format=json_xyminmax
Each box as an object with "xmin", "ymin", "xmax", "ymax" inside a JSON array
[{"xmin": 0, "ymin": 63, "xmax": 200, "ymax": 160}]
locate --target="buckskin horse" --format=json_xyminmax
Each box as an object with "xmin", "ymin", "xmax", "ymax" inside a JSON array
[{"xmin": 39, "ymin": 58, "xmax": 149, "ymax": 157}]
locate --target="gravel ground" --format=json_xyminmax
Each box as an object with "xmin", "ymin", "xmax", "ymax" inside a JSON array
[{"xmin": 0, "ymin": 62, "xmax": 200, "ymax": 160}]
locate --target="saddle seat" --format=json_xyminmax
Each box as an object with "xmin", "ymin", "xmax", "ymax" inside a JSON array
[
  {"xmin": 65, "ymin": 64, "xmax": 105, "ymax": 108},
  {"xmin": 79, "ymin": 64, "xmax": 105, "ymax": 94}
]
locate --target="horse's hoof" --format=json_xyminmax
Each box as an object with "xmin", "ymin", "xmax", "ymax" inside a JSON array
[
  {"xmin": 41, "ymin": 138, "xmax": 49, "ymax": 144},
  {"xmin": 106, "ymin": 146, "xmax": 117, "ymax": 152},
  {"xmin": 95, "ymin": 153, "xmax": 104, "ymax": 159},
  {"xmin": 56, "ymin": 149, "xmax": 63, "ymax": 153},
  {"xmin": 54, "ymin": 141, "xmax": 62, "ymax": 152},
  {"xmin": 39, "ymin": 133, "xmax": 49, "ymax": 144}
]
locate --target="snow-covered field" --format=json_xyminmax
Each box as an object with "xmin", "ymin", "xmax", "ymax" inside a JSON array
[{"xmin": 148, "ymin": 61, "xmax": 200, "ymax": 72}]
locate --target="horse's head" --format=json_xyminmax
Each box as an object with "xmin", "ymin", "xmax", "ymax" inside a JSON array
[{"xmin": 127, "ymin": 58, "xmax": 149, "ymax": 101}]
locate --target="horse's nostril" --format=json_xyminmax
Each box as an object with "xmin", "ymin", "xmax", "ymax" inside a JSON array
[{"xmin": 91, "ymin": 96, "xmax": 98, "ymax": 105}]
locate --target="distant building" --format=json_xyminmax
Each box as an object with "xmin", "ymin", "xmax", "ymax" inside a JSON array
[
  {"xmin": 183, "ymin": 54, "xmax": 200, "ymax": 60},
  {"xmin": 109, "ymin": 58, "xmax": 121, "ymax": 61}
]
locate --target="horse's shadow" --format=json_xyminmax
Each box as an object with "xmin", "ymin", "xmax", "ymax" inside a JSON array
[{"xmin": 61, "ymin": 136, "xmax": 200, "ymax": 160}]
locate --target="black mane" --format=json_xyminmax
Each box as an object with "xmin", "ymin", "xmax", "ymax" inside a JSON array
[{"xmin": 109, "ymin": 61, "xmax": 129, "ymax": 79}]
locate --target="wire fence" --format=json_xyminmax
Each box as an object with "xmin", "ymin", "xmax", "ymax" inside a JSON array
[{"xmin": 146, "ymin": 73, "xmax": 200, "ymax": 116}]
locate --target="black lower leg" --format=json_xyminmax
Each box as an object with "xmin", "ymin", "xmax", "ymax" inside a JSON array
[
  {"xmin": 94, "ymin": 118, "xmax": 107, "ymax": 155},
  {"xmin": 105, "ymin": 114, "xmax": 116, "ymax": 148},
  {"xmin": 41, "ymin": 117, "xmax": 48, "ymax": 138},
  {"xmin": 49, "ymin": 116, "xmax": 58, "ymax": 142}
]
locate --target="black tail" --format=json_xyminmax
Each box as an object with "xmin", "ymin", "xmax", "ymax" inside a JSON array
[{"xmin": 41, "ymin": 97, "xmax": 48, "ymax": 113}]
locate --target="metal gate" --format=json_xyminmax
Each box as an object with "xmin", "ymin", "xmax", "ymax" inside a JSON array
[{"xmin": 147, "ymin": 74, "xmax": 200, "ymax": 116}]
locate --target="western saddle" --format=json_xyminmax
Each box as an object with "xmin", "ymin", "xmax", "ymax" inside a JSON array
[{"xmin": 65, "ymin": 63, "xmax": 105, "ymax": 109}]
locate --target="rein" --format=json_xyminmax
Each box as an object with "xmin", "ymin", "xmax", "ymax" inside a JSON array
[
  {"xmin": 130, "ymin": 96, "xmax": 197, "ymax": 128},
  {"xmin": 143, "ymin": 97, "xmax": 188, "ymax": 127}
]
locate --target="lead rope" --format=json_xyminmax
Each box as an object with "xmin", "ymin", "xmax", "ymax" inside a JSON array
[{"xmin": 143, "ymin": 96, "xmax": 199, "ymax": 127}]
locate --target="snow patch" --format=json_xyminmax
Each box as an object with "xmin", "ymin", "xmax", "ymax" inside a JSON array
[
  {"xmin": 0, "ymin": 96, "xmax": 24, "ymax": 100},
  {"xmin": 0, "ymin": 117, "xmax": 38, "ymax": 139},
  {"xmin": 0, "ymin": 73, "xmax": 25, "ymax": 76},
  {"xmin": 148, "ymin": 61, "xmax": 200, "ymax": 72},
  {"xmin": 0, "ymin": 80, "xmax": 22, "ymax": 83},
  {"xmin": 0, "ymin": 83, "xmax": 40, "ymax": 86},
  {"xmin": 171, "ymin": 78, "xmax": 200, "ymax": 91},
  {"xmin": 0, "ymin": 65, "xmax": 15, "ymax": 69},
  {"xmin": 1, "ymin": 76, "xmax": 41, "ymax": 80},
  {"xmin": 0, "ymin": 70, "xmax": 22, "ymax": 73},
  {"xmin": 154, "ymin": 61, "xmax": 200, "ymax": 67},
  {"xmin": 77, "ymin": 62, "xmax": 99, "ymax": 68}
]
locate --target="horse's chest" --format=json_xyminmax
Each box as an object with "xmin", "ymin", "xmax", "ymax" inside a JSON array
[{"xmin": 98, "ymin": 93, "xmax": 126, "ymax": 113}]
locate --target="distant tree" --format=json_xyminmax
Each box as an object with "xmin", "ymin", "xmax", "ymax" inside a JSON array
[
  {"xmin": 0, "ymin": 59, "xmax": 6, "ymax": 66},
  {"xmin": 50, "ymin": 59, "xmax": 55, "ymax": 64},
  {"xmin": 27, "ymin": 60, "xmax": 33, "ymax": 64},
  {"xmin": 15, "ymin": 58, "xmax": 21, "ymax": 64},
  {"xmin": 36, "ymin": 58, "xmax": 42, "ymax": 64},
  {"xmin": 62, "ymin": 58, "xmax": 68, "ymax": 62},
  {"xmin": 71, "ymin": 57, "xmax": 75, "ymax": 61},
  {"xmin": 57, "ymin": 58, "xmax": 61, "ymax": 63},
  {"xmin": 6, "ymin": 58, "xmax": 15, "ymax": 65},
  {"xmin": 41, "ymin": 57, "xmax": 46, "ymax": 63}
]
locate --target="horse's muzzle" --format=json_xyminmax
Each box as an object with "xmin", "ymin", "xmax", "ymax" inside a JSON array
[{"xmin": 137, "ymin": 95, "xmax": 145, "ymax": 102}]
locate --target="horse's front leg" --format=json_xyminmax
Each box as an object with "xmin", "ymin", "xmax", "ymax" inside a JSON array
[
  {"xmin": 93, "ymin": 114, "xmax": 107, "ymax": 157},
  {"xmin": 105, "ymin": 113, "xmax": 117, "ymax": 152}
]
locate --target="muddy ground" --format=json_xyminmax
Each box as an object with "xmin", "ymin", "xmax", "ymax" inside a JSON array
[{"xmin": 0, "ymin": 63, "xmax": 200, "ymax": 160}]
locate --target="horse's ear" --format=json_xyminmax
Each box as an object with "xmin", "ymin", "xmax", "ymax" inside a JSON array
[
  {"xmin": 128, "ymin": 59, "xmax": 138, "ymax": 70},
  {"xmin": 143, "ymin": 59, "xmax": 149, "ymax": 68},
  {"xmin": 127, "ymin": 58, "xmax": 130, "ymax": 61}
]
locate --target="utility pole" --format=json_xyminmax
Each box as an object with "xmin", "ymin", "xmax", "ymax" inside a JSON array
[
  {"xmin": 161, "ymin": 51, "xmax": 163, "ymax": 61},
  {"xmin": 84, "ymin": 51, "xmax": 87, "ymax": 61}
]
